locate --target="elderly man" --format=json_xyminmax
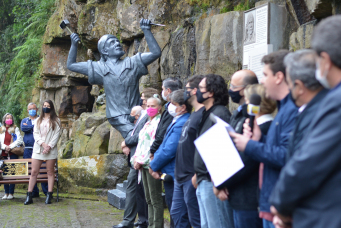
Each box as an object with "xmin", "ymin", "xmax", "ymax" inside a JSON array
[
  {"xmin": 115, "ymin": 88, "xmax": 159, "ymax": 228},
  {"xmin": 128, "ymin": 106, "xmax": 143, "ymax": 125},
  {"xmin": 270, "ymin": 15, "xmax": 341, "ymax": 228},
  {"xmin": 21, "ymin": 102, "xmax": 48, "ymax": 198},
  {"xmin": 67, "ymin": 19, "xmax": 161, "ymax": 139}
]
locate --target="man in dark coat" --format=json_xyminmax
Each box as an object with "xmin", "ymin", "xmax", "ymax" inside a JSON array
[
  {"xmin": 192, "ymin": 74, "xmax": 234, "ymax": 228},
  {"xmin": 270, "ymin": 15, "xmax": 341, "ymax": 228},
  {"xmin": 284, "ymin": 49, "xmax": 328, "ymax": 160},
  {"xmin": 217, "ymin": 70, "xmax": 261, "ymax": 228},
  {"xmin": 114, "ymin": 88, "xmax": 158, "ymax": 228},
  {"xmin": 231, "ymin": 50, "xmax": 298, "ymax": 228}
]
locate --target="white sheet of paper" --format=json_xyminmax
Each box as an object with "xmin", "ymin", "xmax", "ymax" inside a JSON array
[
  {"xmin": 194, "ymin": 121, "xmax": 244, "ymax": 187},
  {"xmin": 212, "ymin": 114, "xmax": 236, "ymax": 133}
]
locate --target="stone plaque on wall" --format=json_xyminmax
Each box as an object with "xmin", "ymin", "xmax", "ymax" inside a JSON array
[{"xmin": 243, "ymin": 3, "xmax": 288, "ymax": 81}]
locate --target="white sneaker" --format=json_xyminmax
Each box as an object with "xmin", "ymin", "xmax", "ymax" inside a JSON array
[
  {"xmin": 2, "ymin": 195, "xmax": 8, "ymax": 200},
  {"xmin": 7, "ymin": 194, "xmax": 13, "ymax": 200}
]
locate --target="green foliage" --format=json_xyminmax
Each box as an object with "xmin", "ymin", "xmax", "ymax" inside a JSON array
[
  {"xmin": 220, "ymin": 6, "xmax": 231, "ymax": 14},
  {"xmin": 234, "ymin": 1, "xmax": 252, "ymax": 11},
  {"xmin": 186, "ymin": 0, "xmax": 210, "ymax": 12},
  {"xmin": 0, "ymin": 0, "xmax": 56, "ymax": 123}
]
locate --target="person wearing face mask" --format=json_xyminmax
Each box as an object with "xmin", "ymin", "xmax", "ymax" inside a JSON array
[
  {"xmin": 128, "ymin": 106, "xmax": 143, "ymax": 125},
  {"xmin": 149, "ymin": 89, "xmax": 191, "ymax": 227},
  {"xmin": 24, "ymin": 100, "xmax": 61, "ymax": 205},
  {"xmin": 21, "ymin": 102, "xmax": 48, "ymax": 198},
  {"xmin": 115, "ymin": 88, "xmax": 159, "ymax": 228},
  {"xmin": 270, "ymin": 16, "xmax": 341, "ymax": 228},
  {"xmin": 149, "ymin": 77, "xmax": 182, "ymax": 168},
  {"xmin": 192, "ymin": 74, "xmax": 234, "ymax": 228},
  {"xmin": 0, "ymin": 113, "xmax": 23, "ymax": 200},
  {"xmin": 229, "ymin": 70, "xmax": 258, "ymax": 133},
  {"xmin": 131, "ymin": 95, "xmax": 163, "ymax": 228},
  {"xmin": 231, "ymin": 50, "xmax": 297, "ymax": 228},
  {"xmin": 170, "ymin": 75, "xmax": 205, "ymax": 228},
  {"xmin": 214, "ymin": 70, "xmax": 263, "ymax": 228}
]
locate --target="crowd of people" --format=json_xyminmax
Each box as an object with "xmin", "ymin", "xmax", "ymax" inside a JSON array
[
  {"xmin": 114, "ymin": 15, "xmax": 341, "ymax": 228},
  {"xmin": 1, "ymin": 100, "xmax": 61, "ymax": 205},
  {"xmin": 1, "ymin": 14, "xmax": 341, "ymax": 228}
]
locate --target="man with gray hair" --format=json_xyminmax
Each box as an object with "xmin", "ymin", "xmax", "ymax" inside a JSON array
[
  {"xmin": 21, "ymin": 102, "xmax": 48, "ymax": 197},
  {"xmin": 67, "ymin": 19, "xmax": 161, "ymax": 138},
  {"xmin": 270, "ymin": 15, "xmax": 341, "ymax": 228},
  {"xmin": 283, "ymin": 49, "xmax": 328, "ymax": 159}
]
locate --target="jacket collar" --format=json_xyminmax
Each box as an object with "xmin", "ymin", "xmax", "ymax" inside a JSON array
[
  {"xmin": 300, "ymin": 89, "xmax": 329, "ymax": 115},
  {"xmin": 0, "ymin": 126, "xmax": 15, "ymax": 134},
  {"xmin": 277, "ymin": 93, "xmax": 290, "ymax": 110},
  {"xmin": 165, "ymin": 113, "xmax": 190, "ymax": 135}
]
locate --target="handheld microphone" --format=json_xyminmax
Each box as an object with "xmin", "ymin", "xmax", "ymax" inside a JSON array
[
  {"xmin": 248, "ymin": 94, "xmax": 261, "ymax": 132},
  {"xmin": 161, "ymin": 173, "xmax": 173, "ymax": 182}
]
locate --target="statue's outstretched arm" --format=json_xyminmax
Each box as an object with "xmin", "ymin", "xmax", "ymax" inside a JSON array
[
  {"xmin": 67, "ymin": 33, "xmax": 88, "ymax": 76},
  {"xmin": 140, "ymin": 19, "xmax": 162, "ymax": 66}
]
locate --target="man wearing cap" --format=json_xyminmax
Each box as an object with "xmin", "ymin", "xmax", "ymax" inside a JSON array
[{"xmin": 67, "ymin": 19, "xmax": 161, "ymax": 138}]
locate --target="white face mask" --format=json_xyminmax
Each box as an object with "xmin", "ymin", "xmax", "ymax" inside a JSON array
[
  {"xmin": 167, "ymin": 103, "xmax": 178, "ymax": 117},
  {"xmin": 315, "ymin": 65, "xmax": 331, "ymax": 89},
  {"xmin": 162, "ymin": 90, "xmax": 168, "ymax": 102}
]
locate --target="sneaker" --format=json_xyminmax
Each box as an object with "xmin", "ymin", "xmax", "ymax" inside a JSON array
[
  {"xmin": 7, "ymin": 194, "xmax": 13, "ymax": 200},
  {"xmin": 2, "ymin": 195, "xmax": 8, "ymax": 200}
]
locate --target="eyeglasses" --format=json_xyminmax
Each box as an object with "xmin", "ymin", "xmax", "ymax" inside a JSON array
[{"xmin": 230, "ymin": 84, "xmax": 246, "ymax": 90}]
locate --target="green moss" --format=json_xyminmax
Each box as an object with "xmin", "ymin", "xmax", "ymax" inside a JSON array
[
  {"xmin": 220, "ymin": 6, "xmax": 231, "ymax": 14},
  {"xmin": 234, "ymin": 1, "xmax": 253, "ymax": 11}
]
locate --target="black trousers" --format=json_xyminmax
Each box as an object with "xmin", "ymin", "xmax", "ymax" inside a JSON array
[{"xmin": 121, "ymin": 168, "xmax": 148, "ymax": 228}]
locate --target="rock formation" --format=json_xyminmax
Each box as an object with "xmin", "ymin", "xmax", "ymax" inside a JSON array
[{"xmin": 35, "ymin": 0, "xmax": 341, "ymax": 193}]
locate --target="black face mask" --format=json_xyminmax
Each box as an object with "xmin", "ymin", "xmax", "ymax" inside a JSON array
[
  {"xmin": 184, "ymin": 90, "xmax": 192, "ymax": 103},
  {"xmin": 139, "ymin": 98, "xmax": 144, "ymax": 106},
  {"xmin": 196, "ymin": 89, "xmax": 209, "ymax": 104},
  {"xmin": 228, "ymin": 89, "xmax": 243, "ymax": 104},
  {"xmin": 128, "ymin": 115, "xmax": 136, "ymax": 123},
  {"xmin": 43, "ymin": 107, "xmax": 51, "ymax": 113}
]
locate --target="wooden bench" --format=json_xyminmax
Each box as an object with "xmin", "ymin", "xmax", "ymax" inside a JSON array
[{"xmin": 0, "ymin": 158, "xmax": 59, "ymax": 201}]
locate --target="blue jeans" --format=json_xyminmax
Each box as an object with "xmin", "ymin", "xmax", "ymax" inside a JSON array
[
  {"xmin": 171, "ymin": 179, "xmax": 200, "ymax": 228},
  {"xmin": 263, "ymin": 219, "xmax": 275, "ymax": 228},
  {"xmin": 233, "ymin": 210, "xmax": 262, "ymax": 228},
  {"xmin": 164, "ymin": 181, "xmax": 175, "ymax": 228},
  {"xmin": 4, "ymin": 154, "xmax": 18, "ymax": 194},
  {"xmin": 196, "ymin": 180, "xmax": 234, "ymax": 228},
  {"xmin": 23, "ymin": 148, "xmax": 48, "ymax": 195}
]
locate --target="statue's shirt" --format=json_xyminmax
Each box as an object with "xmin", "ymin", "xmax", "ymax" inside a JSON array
[{"xmin": 87, "ymin": 53, "xmax": 148, "ymax": 118}]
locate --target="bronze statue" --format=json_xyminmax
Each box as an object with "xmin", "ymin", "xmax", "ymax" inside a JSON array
[{"xmin": 67, "ymin": 19, "xmax": 161, "ymax": 138}]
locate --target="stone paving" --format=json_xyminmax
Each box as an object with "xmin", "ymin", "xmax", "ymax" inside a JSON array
[{"xmin": 0, "ymin": 192, "xmax": 124, "ymax": 228}]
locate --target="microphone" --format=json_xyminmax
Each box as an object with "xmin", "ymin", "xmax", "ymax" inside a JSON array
[
  {"xmin": 161, "ymin": 173, "xmax": 173, "ymax": 182},
  {"xmin": 247, "ymin": 94, "xmax": 261, "ymax": 132}
]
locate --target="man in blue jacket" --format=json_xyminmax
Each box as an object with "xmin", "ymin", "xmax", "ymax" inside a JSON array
[
  {"xmin": 21, "ymin": 102, "xmax": 48, "ymax": 197},
  {"xmin": 231, "ymin": 50, "xmax": 297, "ymax": 228},
  {"xmin": 149, "ymin": 89, "xmax": 191, "ymax": 227},
  {"xmin": 270, "ymin": 15, "xmax": 341, "ymax": 228}
]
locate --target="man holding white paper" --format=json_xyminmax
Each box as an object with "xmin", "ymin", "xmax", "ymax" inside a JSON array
[{"xmin": 192, "ymin": 74, "xmax": 234, "ymax": 228}]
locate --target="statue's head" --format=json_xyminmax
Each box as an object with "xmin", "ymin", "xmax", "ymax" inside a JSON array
[
  {"xmin": 246, "ymin": 14, "xmax": 254, "ymax": 37},
  {"xmin": 98, "ymin": 34, "xmax": 125, "ymax": 61}
]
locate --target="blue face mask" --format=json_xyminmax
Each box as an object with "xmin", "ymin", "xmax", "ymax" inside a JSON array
[{"xmin": 29, "ymin": 110, "xmax": 37, "ymax": 117}]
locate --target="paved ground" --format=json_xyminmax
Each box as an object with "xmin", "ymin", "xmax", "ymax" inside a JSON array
[
  {"xmin": 0, "ymin": 192, "xmax": 124, "ymax": 228},
  {"xmin": 0, "ymin": 190, "xmax": 171, "ymax": 228}
]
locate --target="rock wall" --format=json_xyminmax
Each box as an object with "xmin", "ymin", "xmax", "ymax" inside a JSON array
[{"xmin": 36, "ymin": 0, "xmax": 341, "ymax": 193}]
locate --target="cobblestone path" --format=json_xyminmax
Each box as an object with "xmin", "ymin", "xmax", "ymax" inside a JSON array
[{"xmin": 0, "ymin": 192, "xmax": 123, "ymax": 228}]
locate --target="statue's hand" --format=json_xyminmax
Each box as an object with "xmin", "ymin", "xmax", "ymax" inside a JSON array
[
  {"xmin": 70, "ymin": 33, "xmax": 80, "ymax": 46},
  {"xmin": 140, "ymin": 18, "xmax": 151, "ymax": 31}
]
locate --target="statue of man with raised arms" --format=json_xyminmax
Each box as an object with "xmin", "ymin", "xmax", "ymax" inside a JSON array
[{"xmin": 67, "ymin": 19, "xmax": 161, "ymax": 138}]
